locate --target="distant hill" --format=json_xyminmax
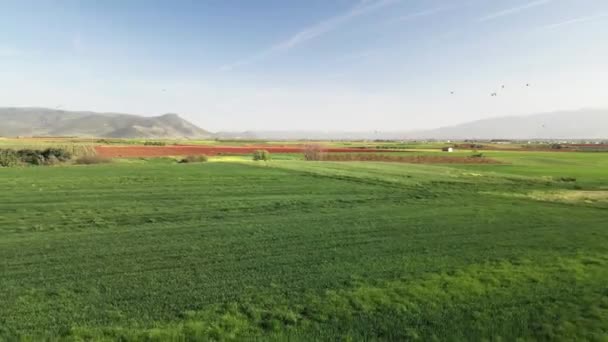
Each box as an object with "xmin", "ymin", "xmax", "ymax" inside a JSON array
[
  {"xmin": 217, "ymin": 109, "xmax": 608, "ymax": 140},
  {"xmin": 410, "ymin": 109, "xmax": 608, "ymax": 140},
  {"xmin": 0, "ymin": 107, "xmax": 211, "ymax": 138}
]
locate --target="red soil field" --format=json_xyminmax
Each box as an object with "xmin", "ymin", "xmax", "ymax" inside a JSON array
[{"xmin": 95, "ymin": 145, "xmax": 399, "ymax": 158}]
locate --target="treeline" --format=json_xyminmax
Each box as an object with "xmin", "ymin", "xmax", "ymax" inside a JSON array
[{"xmin": 0, "ymin": 148, "xmax": 72, "ymax": 167}]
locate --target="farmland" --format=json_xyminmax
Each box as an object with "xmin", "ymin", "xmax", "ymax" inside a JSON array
[
  {"xmin": 1, "ymin": 142, "xmax": 607, "ymax": 340},
  {"xmin": 94, "ymin": 145, "xmax": 398, "ymax": 158}
]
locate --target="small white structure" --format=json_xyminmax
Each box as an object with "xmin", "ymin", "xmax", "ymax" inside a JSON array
[{"xmin": 442, "ymin": 147, "xmax": 454, "ymax": 153}]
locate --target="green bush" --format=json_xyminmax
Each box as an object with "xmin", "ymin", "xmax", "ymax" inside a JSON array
[
  {"xmin": 144, "ymin": 141, "xmax": 167, "ymax": 146},
  {"xmin": 13, "ymin": 148, "xmax": 72, "ymax": 165},
  {"xmin": 44, "ymin": 155, "xmax": 61, "ymax": 166},
  {"xmin": 0, "ymin": 149, "xmax": 20, "ymax": 167},
  {"xmin": 16, "ymin": 149, "xmax": 46, "ymax": 165},
  {"xmin": 253, "ymin": 150, "xmax": 270, "ymax": 161},
  {"xmin": 179, "ymin": 155, "xmax": 208, "ymax": 163},
  {"xmin": 42, "ymin": 148, "xmax": 72, "ymax": 161},
  {"xmin": 0, "ymin": 148, "xmax": 74, "ymax": 166}
]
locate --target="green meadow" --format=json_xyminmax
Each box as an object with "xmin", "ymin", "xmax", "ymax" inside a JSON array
[{"xmin": 1, "ymin": 151, "xmax": 607, "ymax": 340}]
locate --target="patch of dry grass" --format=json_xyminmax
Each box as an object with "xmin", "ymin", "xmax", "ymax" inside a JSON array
[
  {"xmin": 320, "ymin": 153, "xmax": 502, "ymax": 164},
  {"xmin": 488, "ymin": 190, "xmax": 608, "ymax": 204},
  {"xmin": 527, "ymin": 190, "xmax": 608, "ymax": 203}
]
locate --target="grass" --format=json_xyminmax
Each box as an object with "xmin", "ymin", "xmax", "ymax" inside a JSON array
[
  {"xmin": 0, "ymin": 150, "xmax": 607, "ymax": 340},
  {"xmin": 448, "ymin": 150, "xmax": 608, "ymax": 188}
]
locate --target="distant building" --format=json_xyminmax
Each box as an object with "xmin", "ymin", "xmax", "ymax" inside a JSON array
[
  {"xmin": 490, "ymin": 139, "xmax": 513, "ymax": 144},
  {"xmin": 442, "ymin": 147, "xmax": 454, "ymax": 152}
]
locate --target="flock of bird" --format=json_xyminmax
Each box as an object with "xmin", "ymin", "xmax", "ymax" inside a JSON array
[
  {"xmin": 451, "ymin": 83, "xmax": 530, "ymax": 97},
  {"xmin": 448, "ymin": 82, "xmax": 547, "ymax": 130}
]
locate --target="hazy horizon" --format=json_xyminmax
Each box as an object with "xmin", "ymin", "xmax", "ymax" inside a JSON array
[
  {"xmin": 1, "ymin": 0, "xmax": 607, "ymax": 131},
  {"xmin": 2, "ymin": 105, "xmax": 607, "ymax": 134},
  {"xmin": 3, "ymin": 106, "xmax": 607, "ymax": 140}
]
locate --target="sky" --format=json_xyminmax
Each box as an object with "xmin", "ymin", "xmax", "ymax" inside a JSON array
[{"xmin": 1, "ymin": 0, "xmax": 607, "ymax": 131}]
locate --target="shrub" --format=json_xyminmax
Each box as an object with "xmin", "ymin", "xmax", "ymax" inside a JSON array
[
  {"xmin": 470, "ymin": 152, "xmax": 484, "ymax": 158},
  {"xmin": 41, "ymin": 148, "xmax": 72, "ymax": 162},
  {"xmin": 0, "ymin": 149, "xmax": 20, "ymax": 167},
  {"xmin": 179, "ymin": 155, "xmax": 208, "ymax": 163},
  {"xmin": 557, "ymin": 177, "xmax": 576, "ymax": 182},
  {"xmin": 44, "ymin": 155, "xmax": 61, "ymax": 166},
  {"xmin": 303, "ymin": 145, "xmax": 325, "ymax": 161},
  {"xmin": 252, "ymin": 150, "xmax": 270, "ymax": 161},
  {"xmin": 0, "ymin": 147, "xmax": 83, "ymax": 167},
  {"xmin": 2, "ymin": 148, "xmax": 73, "ymax": 166},
  {"xmin": 16, "ymin": 149, "xmax": 46, "ymax": 165},
  {"xmin": 75, "ymin": 155, "xmax": 112, "ymax": 165},
  {"xmin": 144, "ymin": 141, "xmax": 166, "ymax": 146}
]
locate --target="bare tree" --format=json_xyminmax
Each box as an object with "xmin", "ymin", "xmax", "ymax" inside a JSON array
[{"xmin": 303, "ymin": 144, "xmax": 325, "ymax": 161}]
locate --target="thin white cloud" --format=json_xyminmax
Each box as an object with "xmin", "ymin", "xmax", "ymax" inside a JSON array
[
  {"xmin": 478, "ymin": 0, "xmax": 551, "ymax": 22},
  {"xmin": 220, "ymin": 0, "xmax": 399, "ymax": 71},
  {"xmin": 538, "ymin": 12, "xmax": 608, "ymax": 30}
]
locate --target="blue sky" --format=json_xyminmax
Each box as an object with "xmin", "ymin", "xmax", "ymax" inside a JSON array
[{"xmin": 1, "ymin": 0, "xmax": 607, "ymax": 131}]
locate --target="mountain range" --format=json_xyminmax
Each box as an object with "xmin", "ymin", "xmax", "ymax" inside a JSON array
[
  {"xmin": 412, "ymin": 109, "xmax": 608, "ymax": 140},
  {"xmin": 217, "ymin": 109, "xmax": 608, "ymax": 140},
  {"xmin": 0, "ymin": 107, "xmax": 211, "ymax": 138},
  {"xmin": 1, "ymin": 107, "xmax": 606, "ymax": 140}
]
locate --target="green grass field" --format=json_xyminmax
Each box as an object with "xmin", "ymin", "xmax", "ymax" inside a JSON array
[{"xmin": 1, "ymin": 151, "xmax": 607, "ymax": 340}]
